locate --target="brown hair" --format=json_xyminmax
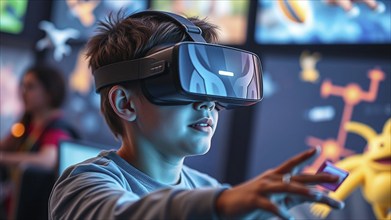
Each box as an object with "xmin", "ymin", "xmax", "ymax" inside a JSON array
[
  {"xmin": 86, "ymin": 11, "xmax": 219, "ymax": 139},
  {"xmin": 23, "ymin": 65, "xmax": 66, "ymax": 109}
]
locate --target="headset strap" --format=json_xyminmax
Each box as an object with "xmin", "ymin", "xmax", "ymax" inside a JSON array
[
  {"xmin": 129, "ymin": 10, "xmax": 206, "ymax": 43},
  {"xmin": 94, "ymin": 11, "xmax": 207, "ymax": 92},
  {"xmin": 94, "ymin": 57, "xmax": 160, "ymax": 91}
]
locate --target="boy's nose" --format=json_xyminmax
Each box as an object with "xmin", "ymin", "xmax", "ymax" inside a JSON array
[{"xmin": 193, "ymin": 101, "xmax": 216, "ymax": 111}]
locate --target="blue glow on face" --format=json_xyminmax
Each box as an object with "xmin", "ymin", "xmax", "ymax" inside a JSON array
[{"xmin": 134, "ymin": 96, "xmax": 219, "ymax": 162}]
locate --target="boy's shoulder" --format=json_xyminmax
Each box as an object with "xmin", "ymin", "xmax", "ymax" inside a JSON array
[
  {"xmin": 57, "ymin": 150, "xmax": 223, "ymax": 190},
  {"xmin": 181, "ymin": 165, "xmax": 222, "ymax": 188}
]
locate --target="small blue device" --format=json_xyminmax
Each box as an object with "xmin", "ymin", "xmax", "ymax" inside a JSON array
[{"xmin": 316, "ymin": 160, "xmax": 349, "ymax": 191}]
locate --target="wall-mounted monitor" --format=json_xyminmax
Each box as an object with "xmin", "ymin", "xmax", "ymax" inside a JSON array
[
  {"xmin": 248, "ymin": 52, "xmax": 390, "ymax": 177},
  {"xmin": 246, "ymin": 51, "xmax": 390, "ymax": 220},
  {"xmin": 255, "ymin": 0, "xmax": 391, "ymax": 44},
  {"xmin": 0, "ymin": 0, "xmax": 28, "ymax": 34}
]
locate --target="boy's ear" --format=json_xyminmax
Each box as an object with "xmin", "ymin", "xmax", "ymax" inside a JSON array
[{"xmin": 108, "ymin": 85, "xmax": 137, "ymax": 122}]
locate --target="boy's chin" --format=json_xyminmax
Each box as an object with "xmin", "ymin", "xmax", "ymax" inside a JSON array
[
  {"xmin": 195, "ymin": 145, "xmax": 211, "ymax": 156},
  {"xmin": 186, "ymin": 143, "xmax": 211, "ymax": 157}
]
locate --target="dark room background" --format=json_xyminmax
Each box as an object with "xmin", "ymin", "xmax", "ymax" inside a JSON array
[{"xmin": 1, "ymin": 1, "xmax": 390, "ymax": 219}]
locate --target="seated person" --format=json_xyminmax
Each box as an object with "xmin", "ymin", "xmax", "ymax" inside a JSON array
[
  {"xmin": 0, "ymin": 65, "xmax": 78, "ymax": 219},
  {"xmin": 49, "ymin": 11, "xmax": 344, "ymax": 220}
]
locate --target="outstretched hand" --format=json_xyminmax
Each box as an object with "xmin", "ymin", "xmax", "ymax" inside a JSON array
[{"xmin": 215, "ymin": 148, "xmax": 344, "ymax": 220}]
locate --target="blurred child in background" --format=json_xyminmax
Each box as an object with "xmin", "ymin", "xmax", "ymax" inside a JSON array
[{"xmin": 0, "ymin": 65, "xmax": 78, "ymax": 219}]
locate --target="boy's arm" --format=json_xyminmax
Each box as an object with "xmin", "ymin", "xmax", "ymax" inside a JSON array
[
  {"xmin": 49, "ymin": 171, "xmax": 226, "ymax": 220},
  {"xmin": 50, "ymin": 149, "xmax": 344, "ymax": 220},
  {"xmin": 215, "ymin": 149, "xmax": 345, "ymax": 220}
]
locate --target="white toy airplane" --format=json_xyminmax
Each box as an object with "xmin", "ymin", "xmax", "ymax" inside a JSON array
[{"xmin": 36, "ymin": 21, "xmax": 80, "ymax": 61}]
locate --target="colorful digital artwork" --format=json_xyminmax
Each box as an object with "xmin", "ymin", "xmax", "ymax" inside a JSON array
[
  {"xmin": 277, "ymin": 0, "xmax": 309, "ymax": 24},
  {"xmin": 66, "ymin": 47, "xmax": 103, "ymax": 137},
  {"xmin": 305, "ymin": 68, "xmax": 386, "ymax": 173},
  {"xmin": 69, "ymin": 48, "xmax": 93, "ymax": 95},
  {"xmin": 51, "ymin": 0, "xmax": 147, "ymax": 41},
  {"xmin": 256, "ymin": 0, "xmax": 391, "ymax": 44},
  {"xmin": 299, "ymin": 51, "xmax": 321, "ymax": 83},
  {"xmin": 262, "ymin": 72, "xmax": 279, "ymax": 98},
  {"xmin": 0, "ymin": 2, "xmax": 390, "ymax": 219},
  {"xmin": 0, "ymin": 65, "xmax": 23, "ymax": 119},
  {"xmin": 247, "ymin": 51, "xmax": 390, "ymax": 219},
  {"xmin": 311, "ymin": 119, "xmax": 391, "ymax": 220},
  {"xmin": 0, "ymin": 0, "xmax": 149, "ymax": 144},
  {"xmin": 39, "ymin": 1, "xmax": 148, "ymax": 144},
  {"xmin": 0, "ymin": 0, "xmax": 28, "ymax": 34},
  {"xmin": 66, "ymin": 0, "xmax": 100, "ymax": 27},
  {"xmin": 151, "ymin": 0, "xmax": 249, "ymax": 44}
]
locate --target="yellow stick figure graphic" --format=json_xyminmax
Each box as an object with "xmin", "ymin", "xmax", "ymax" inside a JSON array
[{"xmin": 311, "ymin": 119, "xmax": 391, "ymax": 220}]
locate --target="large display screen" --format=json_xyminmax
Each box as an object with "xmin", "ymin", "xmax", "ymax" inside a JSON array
[
  {"xmin": 246, "ymin": 51, "xmax": 390, "ymax": 219},
  {"xmin": 51, "ymin": 0, "xmax": 147, "ymax": 40},
  {"xmin": 255, "ymin": 0, "xmax": 391, "ymax": 44},
  {"xmin": 0, "ymin": 0, "xmax": 28, "ymax": 34},
  {"xmin": 248, "ymin": 52, "xmax": 390, "ymax": 174}
]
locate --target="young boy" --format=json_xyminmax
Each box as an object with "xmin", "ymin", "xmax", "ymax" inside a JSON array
[{"xmin": 49, "ymin": 11, "xmax": 344, "ymax": 220}]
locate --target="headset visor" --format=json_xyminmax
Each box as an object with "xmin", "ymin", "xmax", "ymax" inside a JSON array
[{"xmin": 176, "ymin": 43, "xmax": 262, "ymax": 103}]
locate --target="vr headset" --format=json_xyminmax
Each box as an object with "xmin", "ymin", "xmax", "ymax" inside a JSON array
[{"xmin": 93, "ymin": 10, "xmax": 263, "ymax": 109}]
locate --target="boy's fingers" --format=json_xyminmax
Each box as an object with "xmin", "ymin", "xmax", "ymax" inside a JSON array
[
  {"xmin": 261, "ymin": 182, "xmax": 310, "ymax": 196},
  {"xmin": 275, "ymin": 147, "xmax": 320, "ymax": 175},
  {"xmin": 260, "ymin": 182, "xmax": 344, "ymax": 209},
  {"xmin": 291, "ymin": 173, "xmax": 339, "ymax": 185},
  {"xmin": 256, "ymin": 197, "xmax": 293, "ymax": 220},
  {"xmin": 309, "ymin": 191, "xmax": 345, "ymax": 210},
  {"xmin": 291, "ymin": 146, "xmax": 321, "ymax": 175},
  {"xmin": 281, "ymin": 192, "xmax": 344, "ymax": 211}
]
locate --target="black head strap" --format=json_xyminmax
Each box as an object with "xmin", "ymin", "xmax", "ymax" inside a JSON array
[
  {"xmin": 94, "ymin": 57, "xmax": 161, "ymax": 92},
  {"xmin": 94, "ymin": 10, "xmax": 207, "ymax": 92},
  {"xmin": 129, "ymin": 10, "xmax": 206, "ymax": 43}
]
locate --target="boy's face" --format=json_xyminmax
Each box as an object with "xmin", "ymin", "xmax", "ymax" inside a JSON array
[{"xmin": 133, "ymin": 95, "xmax": 219, "ymax": 160}]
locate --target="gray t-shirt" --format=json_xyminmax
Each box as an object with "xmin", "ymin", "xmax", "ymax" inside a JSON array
[{"xmin": 49, "ymin": 150, "xmax": 227, "ymax": 220}]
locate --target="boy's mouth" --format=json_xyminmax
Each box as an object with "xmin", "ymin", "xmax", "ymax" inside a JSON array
[{"xmin": 189, "ymin": 118, "xmax": 213, "ymax": 133}]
